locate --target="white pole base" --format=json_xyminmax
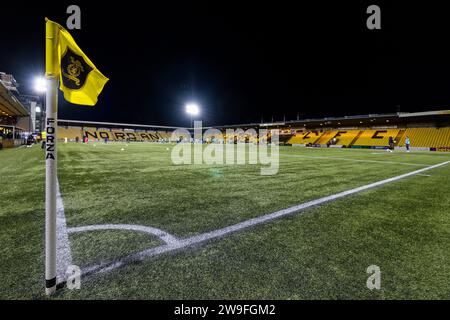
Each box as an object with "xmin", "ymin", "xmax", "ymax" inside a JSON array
[{"xmin": 45, "ymin": 285, "xmax": 56, "ymax": 296}]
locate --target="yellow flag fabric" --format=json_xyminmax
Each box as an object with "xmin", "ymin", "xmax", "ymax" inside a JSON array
[{"xmin": 45, "ymin": 18, "xmax": 108, "ymax": 106}]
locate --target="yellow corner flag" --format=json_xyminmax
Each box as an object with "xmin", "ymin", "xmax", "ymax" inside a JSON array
[{"xmin": 45, "ymin": 18, "xmax": 109, "ymax": 106}]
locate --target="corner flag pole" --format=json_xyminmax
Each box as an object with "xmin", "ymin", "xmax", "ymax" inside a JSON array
[{"xmin": 45, "ymin": 19, "xmax": 59, "ymax": 296}]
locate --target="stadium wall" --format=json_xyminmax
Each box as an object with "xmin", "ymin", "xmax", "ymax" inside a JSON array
[{"xmin": 58, "ymin": 126, "xmax": 173, "ymax": 142}]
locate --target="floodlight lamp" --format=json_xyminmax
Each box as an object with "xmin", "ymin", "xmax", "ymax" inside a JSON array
[
  {"xmin": 185, "ymin": 103, "xmax": 200, "ymax": 116},
  {"xmin": 34, "ymin": 77, "xmax": 47, "ymax": 93}
]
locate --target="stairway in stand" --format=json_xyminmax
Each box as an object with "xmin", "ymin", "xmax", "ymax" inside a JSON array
[
  {"xmin": 348, "ymin": 130, "xmax": 363, "ymax": 147},
  {"xmin": 394, "ymin": 129, "xmax": 406, "ymax": 146}
]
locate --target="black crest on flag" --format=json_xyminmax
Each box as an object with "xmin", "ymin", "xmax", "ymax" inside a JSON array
[{"xmin": 61, "ymin": 48, "xmax": 93, "ymax": 89}]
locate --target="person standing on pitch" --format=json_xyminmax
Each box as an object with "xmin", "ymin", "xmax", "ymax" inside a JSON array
[
  {"xmin": 405, "ymin": 136, "xmax": 411, "ymax": 152},
  {"xmin": 387, "ymin": 136, "xmax": 394, "ymax": 152}
]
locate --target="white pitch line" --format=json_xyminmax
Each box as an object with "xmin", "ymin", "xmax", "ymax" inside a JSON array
[
  {"xmin": 56, "ymin": 180, "xmax": 73, "ymax": 284},
  {"xmin": 80, "ymin": 160, "xmax": 450, "ymax": 278},
  {"xmin": 67, "ymin": 224, "xmax": 180, "ymax": 245},
  {"xmin": 279, "ymin": 153, "xmax": 430, "ymax": 167}
]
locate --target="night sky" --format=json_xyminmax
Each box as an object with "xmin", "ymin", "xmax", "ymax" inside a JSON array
[{"xmin": 2, "ymin": 1, "xmax": 450, "ymax": 127}]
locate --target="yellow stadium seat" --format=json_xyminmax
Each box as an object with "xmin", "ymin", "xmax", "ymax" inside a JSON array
[
  {"xmin": 288, "ymin": 131, "xmax": 324, "ymax": 144},
  {"xmin": 353, "ymin": 129, "xmax": 400, "ymax": 147},
  {"xmin": 58, "ymin": 126, "xmax": 83, "ymax": 141},
  {"xmin": 329, "ymin": 130, "xmax": 361, "ymax": 147},
  {"xmin": 398, "ymin": 128, "xmax": 450, "ymax": 148},
  {"xmin": 315, "ymin": 131, "xmax": 338, "ymax": 144}
]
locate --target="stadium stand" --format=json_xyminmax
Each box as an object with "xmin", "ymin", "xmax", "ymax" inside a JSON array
[
  {"xmin": 57, "ymin": 126, "xmax": 171, "ymax": 142},
  {"xmin": 398, "ymin": 127, "xmax": 450, "ymax": 148},
  {"xmin": 84, "ymin": 129, "xmax": 164, "ymax": 141},
  {"xmin": 54, "ymin": 111, "xmax": 450, "ymax": 151},
  {"xmin": 315, "ymin": 130, "xmax": 338, "ymax": 144},
  {"xmin": 157, "ymin": 131, "xmax": 173, "ymax": 140},
  {"xmin": 353, "ymin": 129, "xmax": 401, "ymax": 147},
  {"xmin": 58, "ymin": 126, "xmax": 83, "ymax": 140},
  {"xmin": 0, "ymin": 73, "xmax": 30, "ymax": 148},
  {"xmin": 57, "ymin": 124, "xmax": 450, "ymax": 150},
  {"xmin": 286, "ymin": 127, "xmax": 449, "ymax": 149},
  {"xmin": 288, "ymin": 130, "xmax": 323, "ymax": 145},
  {"xmin": 327, "ymin": 130, "xmax": 361, "ymax": 147}
]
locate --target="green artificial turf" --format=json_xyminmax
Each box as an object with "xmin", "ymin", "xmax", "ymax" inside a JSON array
[{"xmin": 0, "ymin": 143, "xmax": 449, "ymax": 299}]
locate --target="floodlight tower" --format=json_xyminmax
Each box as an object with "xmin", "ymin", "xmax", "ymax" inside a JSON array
[{"xmin": 33, "ymin": 76, "xmax": 48, "ymax": 132}]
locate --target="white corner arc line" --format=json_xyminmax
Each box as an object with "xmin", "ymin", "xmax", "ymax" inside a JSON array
[
  {"xmin": 81, "ymin": 160, "xmax": 450, "ymax": 278},
  {"xmin": 56, "ymin": 180, "xmax": 73, "ymax": 283},
  {"xmin": 67, "ymin": 224, "xmax": 179, "ymax": 245}
]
